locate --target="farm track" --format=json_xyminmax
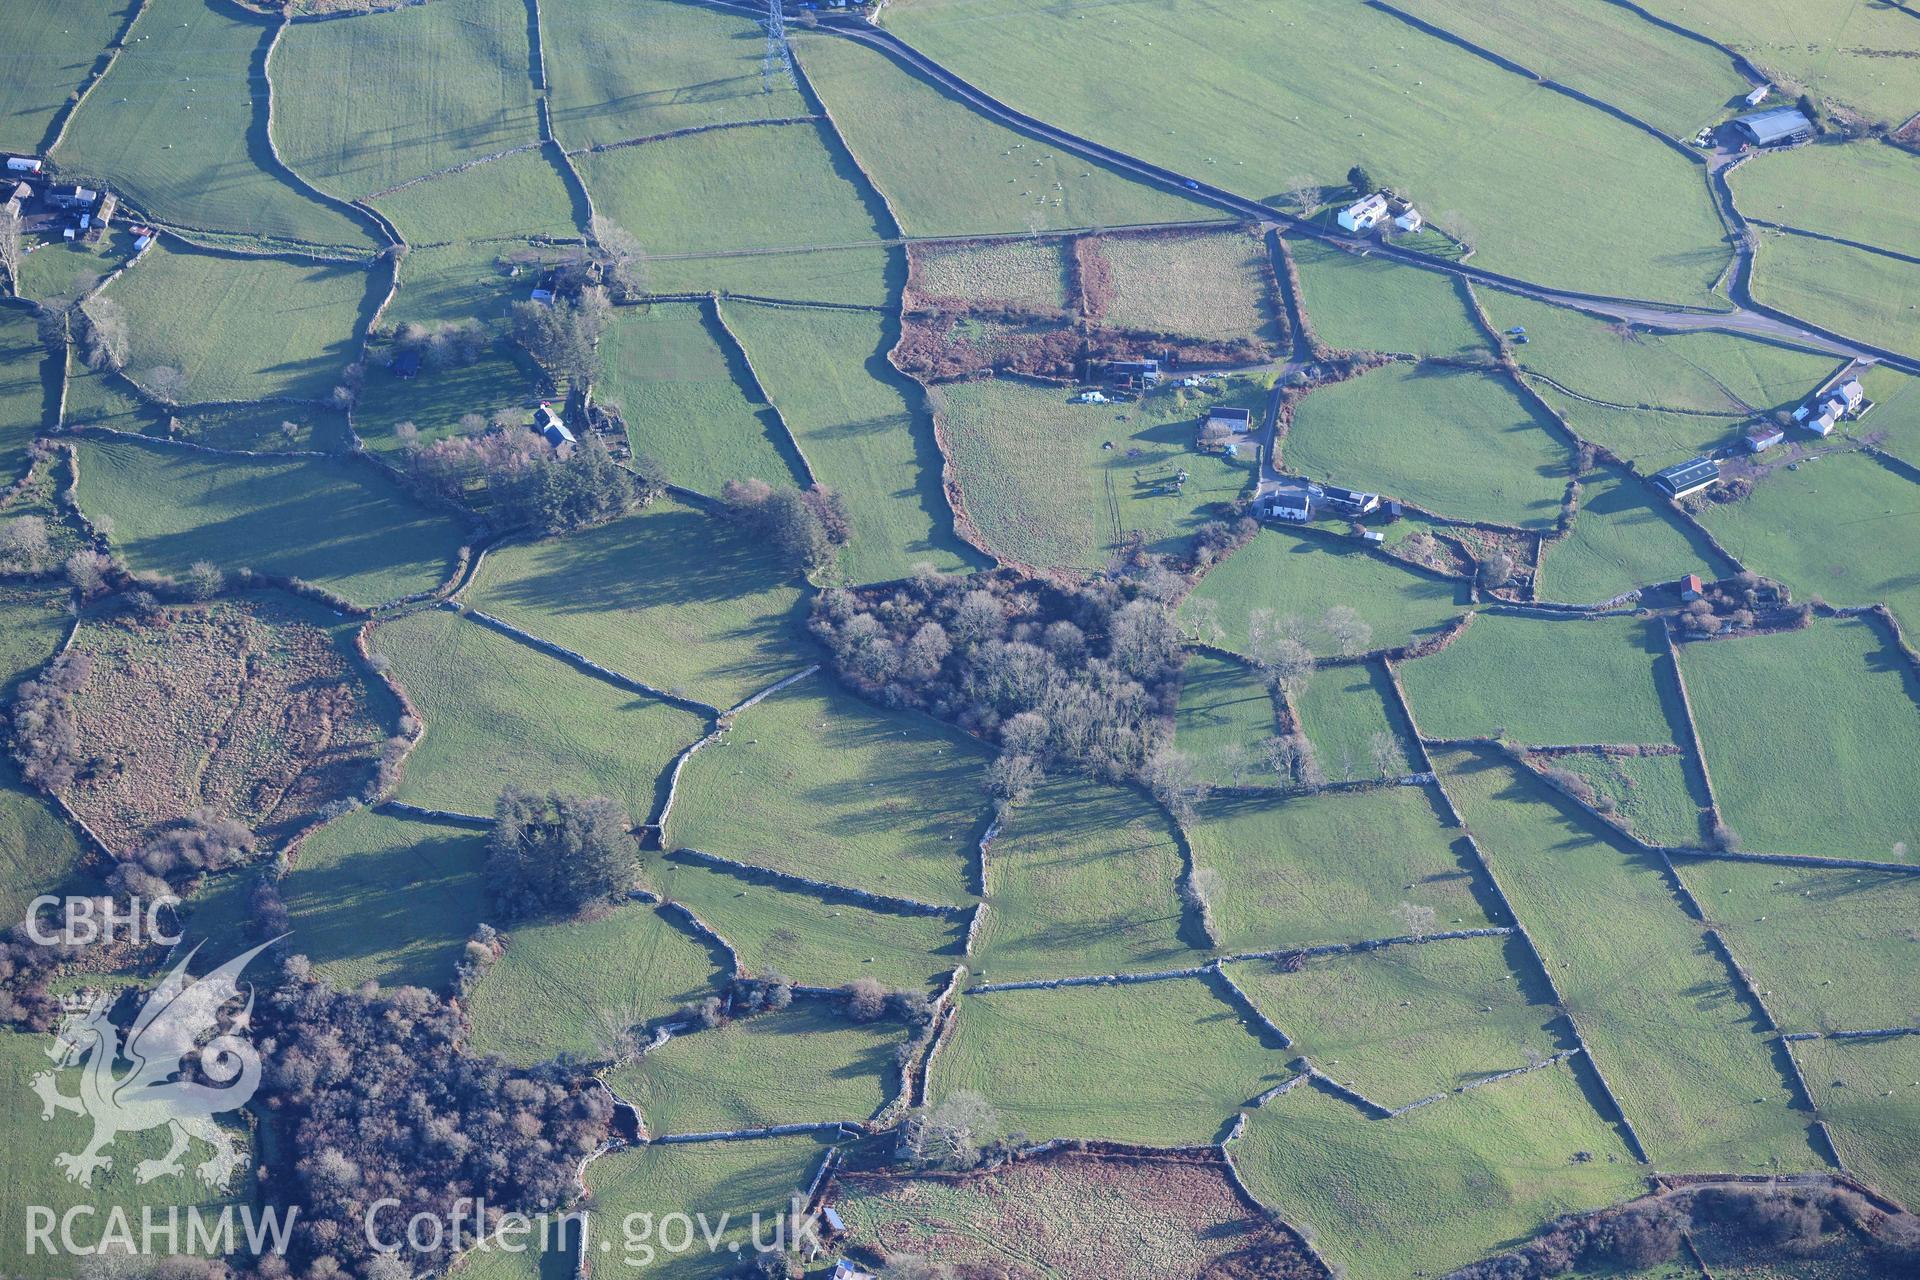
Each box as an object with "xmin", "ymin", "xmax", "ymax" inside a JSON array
[{"xmin": 698, "ymin": 0, "xmax": 1920, "ymax": 375}]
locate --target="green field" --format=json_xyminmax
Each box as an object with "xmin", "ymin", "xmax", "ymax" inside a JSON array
[
  {"xmin": 1187, "ymin": 787, "xmax": 1492, "ymax": 954},
  {"xmin": 53, "ymin": 0, "xmax": 376, "ymax": 248},
  {"xmin": 1677, "ymin": 618, "xmax": 1920, "ymax": 862},
  {"xmin": 931, "ymin": 980, "xmax": 1281, "ymax": 1145},
  {"xmin": 608, "ymin": 1002, "xmax": 902, "ymax": 1135},
  {"xmin": 75, "ymin": 435, "xmax": 468, "ymax": 606},
  {"xmin": 1748, "ymin": 230, "xmax": 1920, "ymax": 361},
  {"xmin": 794, "ymin": 34, "xmax": 1214, "ymax": 237},
  {"xmin": 1173, "ymin": 653, "xmax": 1280, "ymax": 788},
  {"xmin": 1537, "ymin": 749, "xmax": 1706, "ymax": 849},
  {"xmin": 1731, "ymin": 141, "xmax": 1920, "ymax": 259},
  {"xmin": 370, "ymin": 148, "xmax": 580, "ymax": 249},
  {"xmin": 1387, "ymin": 0, "xmax": 1747, "ymax": 139},
  {"xmin": 1675, "ymin": 858, "xmax": 1920, "ymax": 1035},
  {"xmin": 97, "ymin": 242, "xmax": 375, "ymax": 404},
  {"xmin": 1437, "ymin": 746, "xmax": 1823, "ymax": 1172},
  {"xmin": 1289, "ymin": 237, "xmax": 1490, "ymax": 359},
  {"xmin": 1288, "ymin": 663, "xmax": 1414, "ymax": 782},
  {"xmin": 1399, "ymin": 612, "xmax": 1680, "ymax": 746},
  {"xmin": 1484, "ymin": 293, "xmax": 1839, "ymax": 417},
  {"xmin": 0, "ymin": 0, "xmax": 129, "ymax": 154},
  {"xmin": 73, "ymin": 435, "xmax": 465, "ymax": 606},
  {"xmin": 1088, "ymin": 228, "xmax": 1278, "ymax": 343},
  {"xmin": 464, "ymin": 902, "xmax": 723, "ymax": 1067},
  {"xmin": 1284, "ymin": 363, "xmax": 1571, "ymax": 528},
  {"xmin": 272, "ymin": 0, "xmax": 543, "ymax": 199},
  {"xmin": 0, "ymin": 589, "xmax": 93, "ymax": 923},
  {"xmin": 0, "ymin": 308, "xmax": 51, "ymax": 484},
  {"xmin": 720, "ymin": 302, "xmax": 982, "ymax": 580},
  {"xmin": 649, "ymin": 243, "xmax": 902, "ymax": 311},
  {"xmin": 464, "ymin": 498, "xmax": 810, "ymax": 709},
  {"xmin": 1533, "ymin": 386, "xmax": 1743, "ymax": 471},
  {"xmin": 1796, "ymin": 1035, "xmax": 1920, "ymax": 1212},
  {"xmin": 1861, "ymin": 366, "xmax": 1920, "ymax": 468},
  {"xmin": 367, "ymin": 148, "xmax": 583, "ymax": 328},
  {"xmin": 1539, "ymin": 464, "xmax": 1736, "ymax": 604},
  {"xmin": 1183, "ymin": 527, "xmax": 1468, "ymax": 659},
  {"xmin": 355, "ymin": 337, "xmax": 547, "ymax": 453},
  {"xmin": 0, "ymin": 1029, "xmax": 258, "ymax": 1280},
  {"xmin": 907, "ymin": 238, "xmax": 1072, "ymax": 310},
  {"xmin": 1631, "ymin": 0, "xmax": 1920, "ymax": 127},
  {"xmin": 595, "ymin": 303, "xmax": 805, "ymax": 498},
  {"xmin": 652, "ymin": 856, "xmax": 964, "ymax": 992},
  {"xmin": 930, "ymin": 374, "xmax": 1253, "ymax": 571},
  {"xmin": 971, "ymin": 777, "xmax": 1190, "ymax": 982},
  {"xmin": 577, "ymin": 122, "xmax": 889, "ymax": 265},
  {"xmin": 13, "ymin": 228, "xmax": 137, "ymax": 310},
  {"xmin": 1232, "ymin": 935, "xmax": 1558, "ymax": 1107},
  {"xmin": 1234, "ymin": 1062, "xmax": 1643, "ymax": 1280},
  {"xmin": 885, "ymin": 0, "xmax": 1732, "ymax": 305},
  {"xmin": 544, "ymin": 0, "xmax": 809, "ymax": 150},
  {"xmin": 373, "ymin": 608, "xmax": 708, "ymax": 824},
  {"xmin": 581, "ymin": 1135, "xmax": 835, "ymax": 1280},
  {"xmin": 278, "ymin": 808, "xmax": 488, "ymax": 991},
  {"xmin": 1696, "ymin": 450, "xmax": 1920, "ymax": 637},
  {"xmin": 668, "ymin": 674, "xmax": 984, "ymax": 905}
]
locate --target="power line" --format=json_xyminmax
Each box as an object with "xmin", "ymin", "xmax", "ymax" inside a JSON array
[{"xmin": 761, "ymin": 0, "xmax": 792, "ymax": 94}]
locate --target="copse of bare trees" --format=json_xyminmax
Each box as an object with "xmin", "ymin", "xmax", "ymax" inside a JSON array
[
  {"xmin": 811, "ymin": 569, "xmax": 1185, "ymax": 804},
  {"xmin": 721, "ymin": 478, "xmax": 853, "ymax": 577},
  {"xmin": 486, "ymin": 787, "xmax": 637, "ymax": 920},
  {"xmin": 255, "ymin": 966, "xmax": 610, "ymax": 1276}
]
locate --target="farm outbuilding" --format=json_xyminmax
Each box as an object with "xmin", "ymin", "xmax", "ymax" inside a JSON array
[
  {"xmin": 1745, "ymin": 423, "xmax": 1784, "ymax": 452},
  {"xmin": 1730, "ymin": 106, "xmax": 1814, "ymax": 148},
  {"xmin": 1107, "ymin": 358, "xmax": 1162, "ymax": 388},
  {"xmin": 1321, "ymin": 484, "xmax": 1380, "ymax": 516},
  {"xmin": 45, "ymin": 184, "xmax": 99, "ymax": 210},
  {"xmin": 1202, "ymin": 405, "xmax": 1253, "ymax": 434},
  {"xmin": 1680, "ymin": 573, "xmax": 1705, "ymax": 602},
  {"xmin": 5, "ymin": 156, "xmax": 43, "ymax": 174},
  {"xmin": 1651, "ymin": 457, "xmax": 1720, "ymax": 498}
]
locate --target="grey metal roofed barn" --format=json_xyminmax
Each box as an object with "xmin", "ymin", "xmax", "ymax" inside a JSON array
[{"xmin": 1730, "ymin": 106, "xmax": 1814, "ymax": 148}]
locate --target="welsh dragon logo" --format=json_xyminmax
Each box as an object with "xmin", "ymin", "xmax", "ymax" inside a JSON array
[{"xmin": 30, "ymin": 939, "xmax": 277, "ymax": 1189}]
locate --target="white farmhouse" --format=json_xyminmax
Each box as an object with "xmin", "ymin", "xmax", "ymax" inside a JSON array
[{"xmin": 1337, "ymin": 192, "xmax": 1390, "ymax": 232}]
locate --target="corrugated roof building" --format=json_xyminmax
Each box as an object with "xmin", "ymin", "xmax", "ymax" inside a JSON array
[{"xmin": 1731, "ymin": 107, "xmax": 1814, "ymax": 147}]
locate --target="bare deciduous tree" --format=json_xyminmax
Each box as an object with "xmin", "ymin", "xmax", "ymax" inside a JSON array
[
  {"xmin": 1145, "ymin": 745, "xmax": 1210, "ymax": 824},
  {"xmin": 1184, "ymin": 595, "xmax": 1225, "ymax": 646},
  {"xmin": 1248, "ymin": 607, "xmax": 1315, "ymax": 690},
  {"xmin": 1393, "ymin": 901, "xmax": 1437, "ymax": 939},
  {"xmin": 1323, "ymin": 604, "xmax": 1373, "ymax": 657},
  {"xmin": 145, "ymin": 365, "xmax": 190, "ymax": 404},
  {"xmin": 80, "ymin": 297, "xmax": 130, "ymax": 370},
  {"xmin": 1368, "ymin": 729, "xmax": 1400, "ymax": 779}
]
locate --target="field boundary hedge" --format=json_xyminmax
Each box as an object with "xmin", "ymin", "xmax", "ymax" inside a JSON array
[
  {"xmin": 966, "ymin": 927, "xmax": 1515, "ymax": 993},
  {"xmin": 376, "ymin": 799, "xmax": 492, "ymax": 828},
  {"xmin": 1657, "ymin": 617, "xmax": 1726, "ymax": 833},
  {"xmin": 1366, "ymin": 0, "xmax": 1703, "ymax": 159},
  {"xmin": 1386, "ymin": 688, "xmax": 1656, "ymax": 1160},
  {"xmin": 448, "ymin": 601, "xmax": 723, "ymax": 715},
  {"xmin": 564, "ymin": 116, "xmax": 824, "ymax": 159},
  {"xmin": 669, "ymin": 847, "xmax": 970, "ymax": 918},
  {"xmin": 42, "ymin": 0, "xmax": 153, "ymax": 158},
  {"xmin": 788, "ymin": 46, "xmax": 907, "ymax": 243},
  {"xmin": 708, "ymin": 299, "xmax": 821, "ymax": 487}
]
